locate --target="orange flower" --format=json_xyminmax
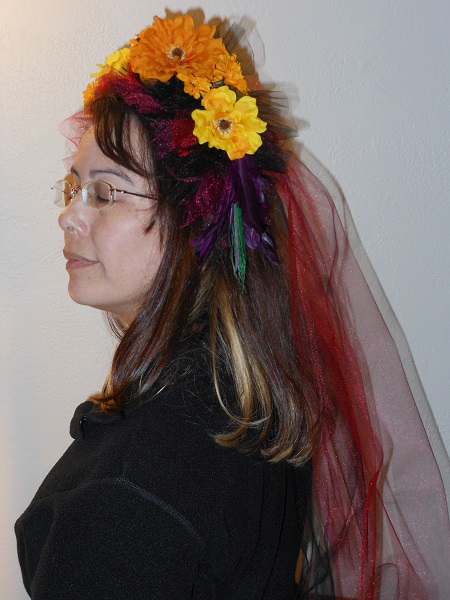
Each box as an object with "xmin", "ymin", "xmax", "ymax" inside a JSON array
[
  {"xmin": 213, "ymin": 53, "xmax": 248, "ymax": 93},
  {"xmin": 83, "ymin": 81, "xmax": 97, "ymax": 109},
  {"xmin": 129, "ymin": 15, "xmax": 226, "ymax": 84},
  {"xmin": 177, "ymin": 73, "xmax": 212, "ymax": 99}
]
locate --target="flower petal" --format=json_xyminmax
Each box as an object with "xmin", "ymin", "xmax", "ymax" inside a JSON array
[{"xmin": 192, "ymin": 86, "xmax": 267, "ymax": 160}]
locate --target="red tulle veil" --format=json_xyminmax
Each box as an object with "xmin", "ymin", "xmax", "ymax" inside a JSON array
[{"xmin": 276, "ymin": 154, "xmax": 450, "ymax": 599}]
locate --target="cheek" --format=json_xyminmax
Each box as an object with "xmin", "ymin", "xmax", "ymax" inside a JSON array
[{"xmin": 97, "ymin": 214, "xmax": 162, "ymax": 285}]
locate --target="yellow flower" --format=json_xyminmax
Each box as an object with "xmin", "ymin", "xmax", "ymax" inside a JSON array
[
  {"xmin": 83, "ymin": 47, "xmax": 130, "ymax": 110},
  {"xmin": 104, "ymin": 47, "xmax": 130, "ymax": 75},
  {"xmin": 192, "ymin": 86, "xmax": 266, "ymax": 160},
  {"xmin": 91, "ymin": 47, "xmax": 130, "ymax": 80},
  {"xmin": 213, "ymin": 53, "xmax": 248, "ymax": 93},
  {"xmin": 129, "ymin": 15, "xmax": 226, "ymax": 83}
]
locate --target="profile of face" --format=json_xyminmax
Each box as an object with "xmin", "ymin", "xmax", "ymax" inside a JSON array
[{"xmin": 58, "ymin": 126, "xmax": 162, "ymax": 324}]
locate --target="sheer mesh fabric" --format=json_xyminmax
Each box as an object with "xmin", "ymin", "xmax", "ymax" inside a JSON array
[{"xmin": 277, "ymin": 156, "xmax": 450, "ymax": 599}]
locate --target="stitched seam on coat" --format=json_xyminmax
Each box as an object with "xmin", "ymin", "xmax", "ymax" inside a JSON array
[{"xmin": 111, "ymin": 476, "xmax": 204, "ymax": 544}]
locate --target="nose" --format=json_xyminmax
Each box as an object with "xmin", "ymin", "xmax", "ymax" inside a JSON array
[{"xmin": 58, "ymin": 195, "xmax": 90, "ymax": 235}]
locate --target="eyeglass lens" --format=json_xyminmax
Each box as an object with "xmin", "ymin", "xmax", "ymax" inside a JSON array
[{"xmin": 53, "ymin": 181, "xmax": 113, "ymax": 209}]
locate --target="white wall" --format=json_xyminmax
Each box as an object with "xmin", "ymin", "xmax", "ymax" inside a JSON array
[{"xmin": 1, "ymin": 1, "xmax": 449, "ymax": 597}]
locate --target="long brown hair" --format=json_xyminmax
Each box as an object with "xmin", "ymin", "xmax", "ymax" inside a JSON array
[{"xmin": 88, "ymin": 94, "xmax": 320, "ymax": 465}]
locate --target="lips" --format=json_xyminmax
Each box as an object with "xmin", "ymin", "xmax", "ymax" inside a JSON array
[{"xmin": 63, "ymin": 250, "xmax": 98, "ymax": 270}]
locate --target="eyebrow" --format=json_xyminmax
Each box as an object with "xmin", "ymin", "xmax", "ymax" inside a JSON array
[{"xmin": 70, "ymin": 166, "xmax": 133, "ymax": 184}]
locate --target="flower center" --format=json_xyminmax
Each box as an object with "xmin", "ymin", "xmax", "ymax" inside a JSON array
[
  {"xmin": 167, "ymin": 46, "xmax": 186, "ymax": 61},
  {"xmin": 215, "ymin": 118, "xmax": 233, "ymax": 135}
]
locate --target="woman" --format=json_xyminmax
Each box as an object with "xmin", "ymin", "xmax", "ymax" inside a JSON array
[{"xmin": 15, "ymin": 13, "xmax": 450, "ymax": 600}]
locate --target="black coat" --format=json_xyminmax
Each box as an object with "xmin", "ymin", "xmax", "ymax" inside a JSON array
[{"xmin": 15, "ymin": 345, "xmax": 310, "ymax": 599}]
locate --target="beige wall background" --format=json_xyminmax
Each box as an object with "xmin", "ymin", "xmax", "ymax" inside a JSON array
[{"xmin": 1, "ymin": 1, "xmax": 449, "ymax": 597}]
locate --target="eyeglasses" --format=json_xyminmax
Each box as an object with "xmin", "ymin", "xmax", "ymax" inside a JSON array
[{"xmin": 52, "ymin": 179, "xmax": 158, "ymax": 209}]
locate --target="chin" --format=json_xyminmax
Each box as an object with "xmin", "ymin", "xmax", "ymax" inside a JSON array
[
  {"xmin": 67, "ymin": 287, "xmax": 133, "ymax": 323},
  {"xmin": 68, "ymin": 285, "xmax": 105, "ymax": 311}
]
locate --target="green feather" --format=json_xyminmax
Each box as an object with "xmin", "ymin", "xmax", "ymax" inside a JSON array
[{"xmin": 230, "ymin": 203, "xmax": 247, "ymax": 290}]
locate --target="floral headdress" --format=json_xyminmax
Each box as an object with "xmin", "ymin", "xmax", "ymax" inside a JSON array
[{"xmin": 83, "ymin": 14, "xmax": 281, "ymax": 287}]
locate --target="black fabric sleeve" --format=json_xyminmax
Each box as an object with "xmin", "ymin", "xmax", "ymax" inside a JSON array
[{"xmin": 18, "ymin": 478, "xmax": 204, "ymax": 600}]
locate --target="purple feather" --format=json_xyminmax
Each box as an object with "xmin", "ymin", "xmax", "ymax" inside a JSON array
[{"xmin": 231, "ymin": 156, "xmax": 279, "ymax": 265}]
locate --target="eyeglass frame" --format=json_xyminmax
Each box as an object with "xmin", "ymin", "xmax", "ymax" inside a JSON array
[{"xmin": 52, "ymin": 179, "xmax": 159, "ymax": 209}]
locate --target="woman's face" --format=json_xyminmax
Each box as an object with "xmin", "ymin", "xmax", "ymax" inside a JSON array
[{"xmin": 58, "ymin": 127, "xmax": 162, "ymax": 324}]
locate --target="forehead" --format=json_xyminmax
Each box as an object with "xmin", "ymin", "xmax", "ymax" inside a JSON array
[
  {"xmin": 71, "ymin": 127, "xmax": 138, "ymax": 185},
  {"xmin": 72, "ymin": 128, "xmax": 107, "ymax": 168}
]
